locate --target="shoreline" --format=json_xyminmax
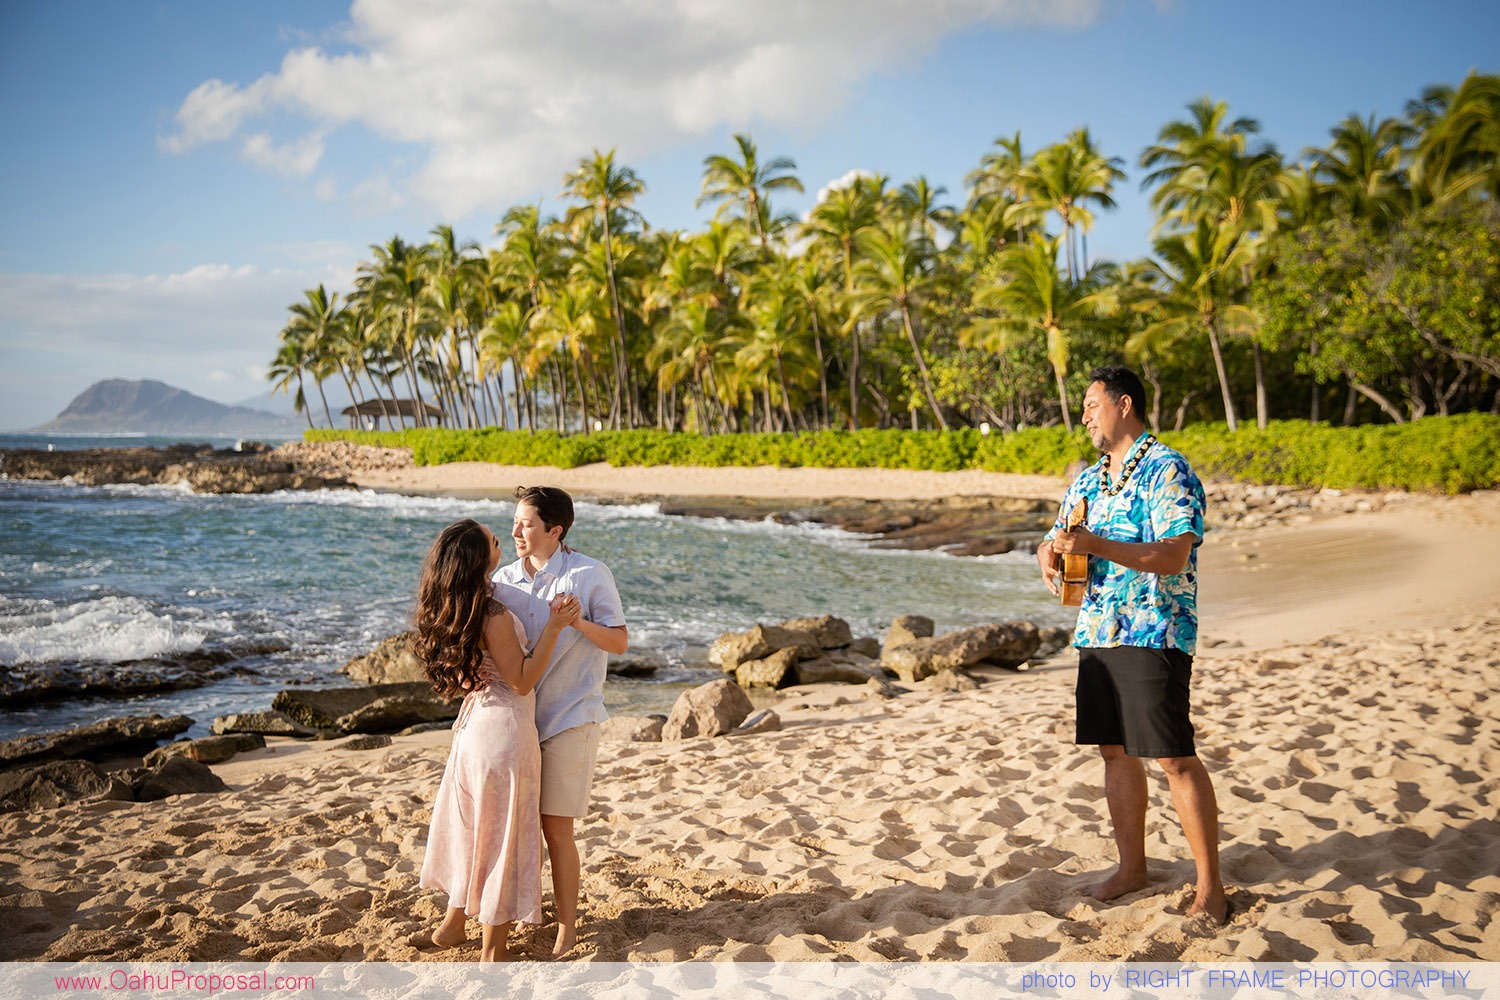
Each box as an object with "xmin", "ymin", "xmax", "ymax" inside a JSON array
[{"xmin": 2, "ymin": 446, "xmax": 1500, "ymax": 961}]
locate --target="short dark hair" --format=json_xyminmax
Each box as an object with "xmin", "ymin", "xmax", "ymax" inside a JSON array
[
  {"xmin": 513, "ymin": 485, "xmax": 574, "ymax": 541},
  {"xmin": 1088, "ymin": 365, "xmax": 1147, "ymax": 422}
]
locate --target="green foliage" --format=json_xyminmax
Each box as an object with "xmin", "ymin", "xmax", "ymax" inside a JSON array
[
  {"xmin": 1161, "ymin": 414, "xmax": 1500, "ymax": 493},
  {"xmin": 309, "ymin": 413, "xmax": 1500, "ymax": 493}
]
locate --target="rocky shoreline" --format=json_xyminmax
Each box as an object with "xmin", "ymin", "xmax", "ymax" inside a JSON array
[
  {"xmin": 0, "ymin": 439, "xmax": 1431, "ymax": 814},
  {"xmin": 1, "ymin": 440, "xmax": 1424, "ymax": 548},
  {"xmin": 0, "ymin": 607, "xmax": 1070, "ymax": 814}
]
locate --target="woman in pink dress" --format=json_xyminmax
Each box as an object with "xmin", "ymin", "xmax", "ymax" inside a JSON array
[{"xmin": 413, "ymin": 518, "xmax": 579, "ymax": 961}]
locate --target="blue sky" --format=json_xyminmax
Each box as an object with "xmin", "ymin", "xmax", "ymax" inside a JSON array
[{"xmin": 1, "ymin": 0, "xmax": 1496, "ymax": 429}]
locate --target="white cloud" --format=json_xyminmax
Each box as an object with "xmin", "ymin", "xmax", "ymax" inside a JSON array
[
  {"xmin": 240, "ymin": 130, "xmax": 327, "ymax": 176},
  {"xmin": 160, "ymin": 0, "xmax": 1107, "ymax": 219},
  {"xmin": 0, "ymin": 264, "xmax": 349, "ymax": 428}
]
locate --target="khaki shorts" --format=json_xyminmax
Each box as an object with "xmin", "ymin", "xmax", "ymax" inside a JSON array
[{"xmin": 540, "ymin": 722, "xmax": 601, "ymax": 817}]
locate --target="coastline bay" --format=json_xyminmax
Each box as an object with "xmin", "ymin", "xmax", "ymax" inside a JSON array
[{"xmin": 0, "ymin": 473, "xmax": 1073, "ymax": 741}]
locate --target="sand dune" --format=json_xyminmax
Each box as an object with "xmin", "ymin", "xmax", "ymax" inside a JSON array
[{"xmin": 2, "ymin": 469, "xmax": 1497, "ymax": 963}]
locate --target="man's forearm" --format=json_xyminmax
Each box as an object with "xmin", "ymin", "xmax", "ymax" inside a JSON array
[
  {"xmin": 574, "ymin": 618, "xmax": 628, "ymax": 654},
  {"xmin": 1088, "ymin": 535, "xmax": 1195, "ymax": 576}
]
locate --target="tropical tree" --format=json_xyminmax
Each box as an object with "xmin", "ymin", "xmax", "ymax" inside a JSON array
[
  {"xmin": 852, "ymin": 221, "xmax": 948, "ymax": 428},
  {"xmin": 278, "ymin": 284, "xmax": 346, "ymax": 427},
  {"xmin": 267, "ymin": 338, "xmax": 314, "ymax": 430},
  {"xmin": 968, "ymin": 131, "xmax": 1029, "ymax": 245},
  {"xmin": 1307, "ymin": 113, "xmax": 1413, "ymax": 229},
  {"xmin": 1139, "ymin": 97, "xmax": 1287, "ymax": 427},
  {"xmin": 1129, "ymin": 222, "xmax": 1256, "ymax": 431},
  {"xmin": 562, "ymin": 149, "xmax": 645, "ymax": 426},
  {"xmin": 356, "ymin": 236, "xmax": 438, "ymax": 426},
  {"xmin": 802, "ymin": 178, "xmax": 880, "ymax": 427},
  {"xmin": 1413, "ymin": 71, "xmax": 1500, "ymax": 203},
  {"xmin": 1007, "ymin": 128, "xmax": 1126, "ymax": 280},
  {"xmin": 965, "ymin": 235, "xmax": 1117, "ymax": 430},
  {"xmin": 697, "ymin": 133, "xmax": 804, "ymax": 249}
]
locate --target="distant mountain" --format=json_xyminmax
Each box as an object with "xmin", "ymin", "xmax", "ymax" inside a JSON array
[{"xmin": 31, "ymin": 380, "xmax": 303, "ymax": 436}]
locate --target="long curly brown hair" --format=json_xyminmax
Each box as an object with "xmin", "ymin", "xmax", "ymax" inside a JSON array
[{"xmin": 413, "ymin": 519, "xmax": 497, "ymax": 698}]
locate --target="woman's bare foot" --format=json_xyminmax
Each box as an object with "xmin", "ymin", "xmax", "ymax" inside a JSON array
[
  {"xmin": 551, "ymin": 923, "xmax": 577, "ymax": 957},
  {"xmin": 427, "ymin": 908, "xmax": 467, "ymax": 949},
  {"xmin": 1088, "ymin": 866, "xmax": 1149, "ymax": 902},
  {"xmin": 479, "ymin": 940, "xmax": 511, "ymax": 962},
  {"xmin": 480, "ymin": 921, "xmax": 514, "ymax": 962}
]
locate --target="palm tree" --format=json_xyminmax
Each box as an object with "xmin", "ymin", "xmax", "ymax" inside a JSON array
[
  {"xmin": 1414, "ymin": 71, "xmax": 1500, "ymax": 203},
  {"xmin": 1140, "ymin": 97, "xmax": 1287, "ymax": 427},
  {"xmin": 1307, "ymin": 113, "xmax": 1413, "ymax": 229},
  {"xmin": 738, "ymin": 286, "xmax": 811, "ymax": 431},
  {"xmin": 1007, "ymin": 128, "xmax": 1125, "ymax": 280},
  {"xmin": 267, "ymin": 338, "xmax": 313, "ymax": 430},
  {"xmin": 968, "ymin": 131, "xmax": 1029, "ymax": 245},
  {"xmin": 852, "ymin": 221, "xmax": 947, "ymax": 428},
  {"xmin": 697, "ymin": 133, "xmax": 804, "ymax": 249},
  {"xmin": 894, "ymin": 176, "xmax": 955, "ymax": 244},
  {"xmin": 1130, "ymin": 222, "xmax": 1256, "ymax": 431},
  {"xmin": 965, "ymin": 235, "xmax": 1117, "ymax": 431},
  {"xmin": 357, "ymin": 236, "xmax": 437, "ymax": 427},
  {"xmin": 480, "ymin": 301, "xmax": 536, "ymax": 431},
  {"xmin": 1140, "ymin": 97, "xmax": 1272, "ymax": 232},
  {"xmin": 802, "ymin": 178, "xmax": 880, "ymax": 427},
  {"xmin": 562, "ymin": 149, "xmax": 645, "ymax": 426},
  {"xmin": 279, "ymin": 284, "xmax": 346, "ymax": 427},
  {"xmin": 786, "ymin": 256, "xmax": 835, "ymax": 429}
]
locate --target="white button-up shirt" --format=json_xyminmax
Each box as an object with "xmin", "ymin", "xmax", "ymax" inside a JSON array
[{"xmin": 493, "ymin": 547, "xmax": 626, "ymax": 741}]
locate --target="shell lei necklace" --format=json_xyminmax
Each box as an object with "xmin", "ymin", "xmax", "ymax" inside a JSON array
[{"xmin": 1100, "ymin": 433, "xmax": 1156, "ymax": 497}]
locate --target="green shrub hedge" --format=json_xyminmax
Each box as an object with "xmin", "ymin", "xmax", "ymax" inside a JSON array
[{"xmin": 307, "ymin": 412, "xmax": 1500, "ymax": 493}]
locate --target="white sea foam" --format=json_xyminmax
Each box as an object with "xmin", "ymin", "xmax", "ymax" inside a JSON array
[
  {"xmin": 0, "ymin": 594, "xmax": 217, "ymax": 666},
  {"xmin": 249, "ymin": 488, "xmax": 514, "ymax": 518}
]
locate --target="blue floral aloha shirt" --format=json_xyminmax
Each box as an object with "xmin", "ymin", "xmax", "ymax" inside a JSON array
[{"xmin": 1045, "ymin": 437, "xmax": 1206, "ymax": 655}]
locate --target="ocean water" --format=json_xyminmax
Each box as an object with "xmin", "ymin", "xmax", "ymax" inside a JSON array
[
  {"xmin": 0, "ymin": 432, "xmax": 301, "ymax": 452},
  {"xmin": 0, "ymin": 474, "xmax": 1076, "ymax": 741}
]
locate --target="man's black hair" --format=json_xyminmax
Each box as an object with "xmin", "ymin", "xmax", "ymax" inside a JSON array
[{"xmin": 1088, "ymin": 365, "xmax": 1148, "ymax": 422}]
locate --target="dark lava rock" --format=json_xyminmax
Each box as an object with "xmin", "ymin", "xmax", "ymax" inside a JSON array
[
  {"xmin": 0, "ymin": 760, "xmax": 133, "ymax": 812},
  {"xmin": 0, "ymin": 714, "xmax": 193, "ymax": 772}
]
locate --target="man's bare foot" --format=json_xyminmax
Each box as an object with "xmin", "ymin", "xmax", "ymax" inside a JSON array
[
  {"xmin": 551, "ymin": 924, "xmax": 577, "ymax": 957},
  {"xmin": 1186, "ymin": 887, "xmax": 1229, "ymax": 925},
  {"xmin": 1088, "ymin": 867, "xmax": 1150, "ymax": 902}
]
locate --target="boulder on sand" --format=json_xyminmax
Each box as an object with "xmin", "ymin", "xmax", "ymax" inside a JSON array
[
  {"xmin": 338, "ymin": 632, "xmax": 427, "ymax": 684},
  {"xmin": 272, "ymin": 682, "xmax": 460, "ymax": 734},
  {"xmin": 663, "ymin": 679, "xmax": 754, "ymax": 740},
  {"xmin": 880, "ymin": 621, "xmax": 1041, "ymax": 683}
]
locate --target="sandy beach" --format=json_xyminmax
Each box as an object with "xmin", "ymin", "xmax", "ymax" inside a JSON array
[{"xmin": 2, "ymin": 462, "xmax": 1498, "ymax": 963}]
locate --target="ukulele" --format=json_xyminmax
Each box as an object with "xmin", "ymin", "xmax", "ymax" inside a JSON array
[{"xmin": 1055, "ymin": 498, "xmax": 1089, "ymax": 607}]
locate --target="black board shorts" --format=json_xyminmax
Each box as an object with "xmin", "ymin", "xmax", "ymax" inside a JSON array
[{"xmin": 1075, "ymin": 645, "xmax": 1197, "ymax": 758}]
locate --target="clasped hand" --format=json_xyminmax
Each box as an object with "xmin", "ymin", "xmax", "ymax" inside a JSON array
[{"xmin": 545, "ymin": 593, "xmax": 581, "ymax": 631}]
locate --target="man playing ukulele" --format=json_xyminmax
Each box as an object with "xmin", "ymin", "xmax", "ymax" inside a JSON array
[{"xmin": 1036, "ymin": 365, "xmax": 1227, "ymax": 925}]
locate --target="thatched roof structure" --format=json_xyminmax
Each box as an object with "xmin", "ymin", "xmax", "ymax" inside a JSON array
[{"xmin": 341, "ymin": 399, "xmax": 446, "ymax": 420}]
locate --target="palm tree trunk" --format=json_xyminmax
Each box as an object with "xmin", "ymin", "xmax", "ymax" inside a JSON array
[
  {"xmin": 1050, "ymin": 360, "xmax": 1074, "ymax": 432},
  {"xmin": 774, "ymin": 353, "xmax": 797, "ymax": 430},
  {"xmin": 598, "ymin": 214, "xmax": 635, "ymax": 428},
  {"xmin": 295, "ymin": 374, "xmax": 314, "ymax": 430},
  {"xmin": 1252, "ymin": 342, "xmax": 1268, "ymax": 430},
  {"xmin": 810, "ymin": 311, "xmax": 830, "ymax": 430},
  {"xmin": 900, "ymin": 305, "xmax": 948, "ymax": 430},
  {"xmin": 548, "ymin": 357, "xmax": 568, "ymax": 432},
  {"xmin": 1206, "ymin": 318, "xmax": 1239, "ymax": 431},
  {"xmin": 843, "ymin": 245, "xmax": 861, "ymax": 431}
]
